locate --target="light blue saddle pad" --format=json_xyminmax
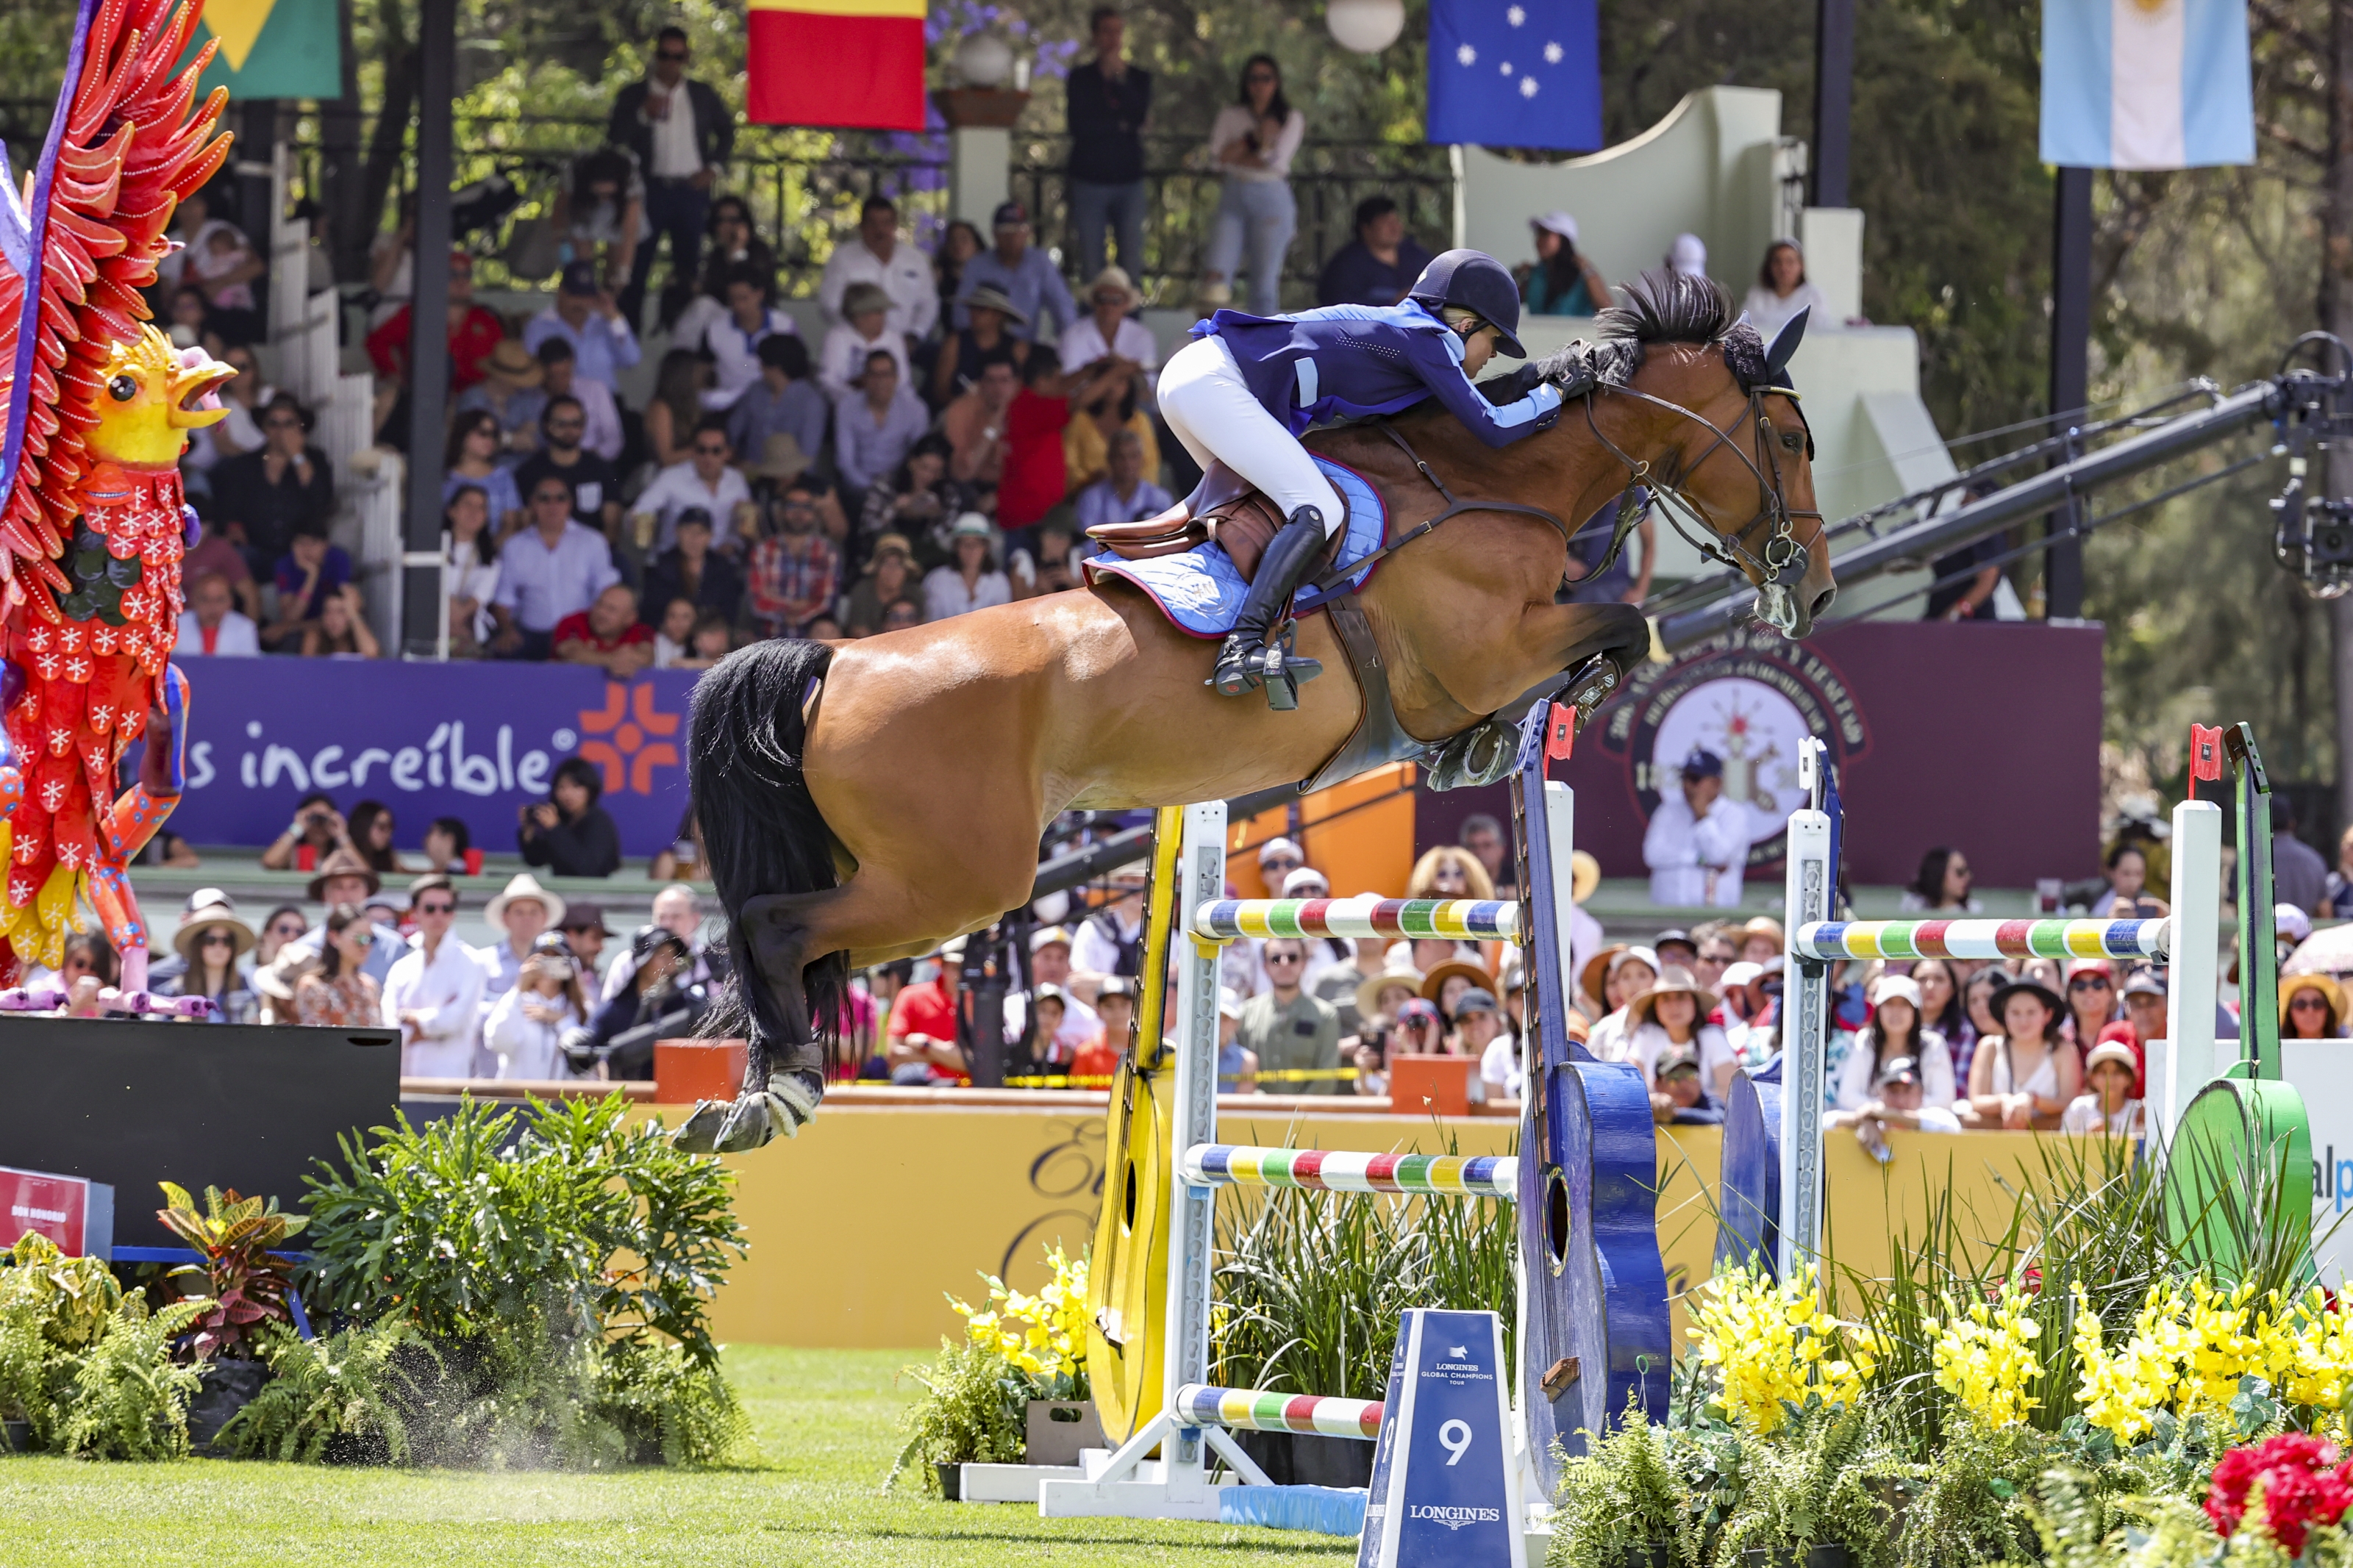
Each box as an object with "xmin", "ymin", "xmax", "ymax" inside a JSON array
[{"xmin": 1082, "ymin": 456, "xmax": 1388, "ymax": 640}]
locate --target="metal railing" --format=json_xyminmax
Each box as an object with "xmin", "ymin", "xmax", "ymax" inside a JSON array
[{"xmin": 275, "ymin": 115, "xmax": 1453, "ymax": 312}]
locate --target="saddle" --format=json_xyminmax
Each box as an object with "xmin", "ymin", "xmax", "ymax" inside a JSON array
[{"xmin": 1085, "ymin": 460, "xmax": 1346, "ymax": 581}]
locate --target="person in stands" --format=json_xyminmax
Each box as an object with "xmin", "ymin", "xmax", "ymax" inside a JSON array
[
  {"xmin": 818, "ymin": 192, "xmax": 939, "ymax": 352},
  {"xmin": 1201, "ymin": 57, "xmax": 1304, "ymax": 315},
  {"xmin": 262, "ymin": 522, "xmax": 356, "ymax": 654},
  {"xmin": 887, "ymin": 938, "xmax": 967, "ymax": 1084},
  {"xmin": 1743, "ymin": 239, "xmax": 1832, "ymax": 343},
  {"xmin": 2060, "ymin": 1039, "xmax": 2144, "ymax": 1136},
  {"xmin": 729, "ymin": 334, "xmax": 829, "ymax": 471},
  {"xmin": 2283, "ymin": 974, "xmax": 2347, "ymax": 1040},
  {"xmin": 954, "ymin": 201, "xmax": 1076, "ymax": 340},
  {"xmin": 493, "ymin": 473, "xmax": 619, "ymax": 659},
  {"xmin": 1238, "ymin": 937, "xmax": 1341, "ymax": 1095},
  {"xmin": 1518, "ymin": 212, "xmax": 1610, "ymax": 317},
  {"xmin": 524, "ymin": 261, "xmax": 642, "ymax": 395},
  {"xmin": 746, "ymin": 482, "xmax": 839, "ymax": 637},
  {"xmin": 175, "ymin": 571, "xmax": 260, "ymax": 656},
  {"xmin": 934, "ymin": 285, "xmax": 1031, "ymax": 407},
  {"xmin": 1960, "ymin": 973, "xmax": 2081, "ymax": 1130},
  {"xmin": 552, "ymin": 582, "xmax": 655, "ymax": 680},
  {"xmin": 1065, "ymin": 7, "xmax": 1151, "ymax": 282},
  {"xmin": 606, "ymin": 25, "xmax": 732, "ymax": 329},
  {"xmin": 640, "ymin": 507, "xmax": 746, "ymax": 624},
  {"xmin": 293, "ymin": 906, "xmax": 384, "ymax": 1026},
  {"xmin": 1901, "ymin": 846, "xmax": 1982, "ymax": 912},
  {"xmin": 381, "ymin": 874, "xmax": 485, "ymax": 1078},
  {"xmin": 632, "ymin": 418, "xmax": 757, "ymax": 554},
  {"xmin": 209, "ymin": 393, "xmax": 332, "ymax": 575},
  {"xmin": 1317, "ymin": 196, "xmax": 1435, "ymax": 309},
  {"xmin": 1073, "ymin": 429, "xmax": 1173, "ymax": 534},
  {"xmin": 924, "ymin": 515, "xmax": 1013, "ymax": 621},
  {"xmin": 486, "ymin": 951, "xmax": 593, "ymax": 1081},
  {"xmin": 834, "ymin": 349, "xmax": 932, "ymax": 502},
  {"xmin": 515, "ymin": 395, "xmax": 623, "ymax": 539},
  {"xmin": 1058, "ymin": 267, "xmax": 1159, "ymax": 376}
]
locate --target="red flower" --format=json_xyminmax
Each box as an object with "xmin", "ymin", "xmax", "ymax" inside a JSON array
[{"xmin": 2207, "ymin": 1434, "xmax": 2353, "ymax": 1555}]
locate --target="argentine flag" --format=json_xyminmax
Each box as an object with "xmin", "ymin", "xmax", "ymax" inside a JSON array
[{"xmin": 2040, "ymin": 0, "xmax": 2254, "ymax": 170}]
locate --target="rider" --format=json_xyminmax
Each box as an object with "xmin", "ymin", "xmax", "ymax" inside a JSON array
[{"xmin": 1157, "ymin": 248, "xmax": 1565, "ymax": 702}]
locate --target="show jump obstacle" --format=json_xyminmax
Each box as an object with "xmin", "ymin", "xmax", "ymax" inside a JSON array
[
  {"xmin": 1053, "ymin": 701, "xmax": 1674, "ymax": 1542},
  {"xmin": 1718, "ymin": 725, "xmax": 2310, "ymax": 1278}
]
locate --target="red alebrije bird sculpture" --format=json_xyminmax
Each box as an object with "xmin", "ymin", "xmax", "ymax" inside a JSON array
[{"xmin": 0, "ymin": 0, "xmax": 235, "ymax": 999}]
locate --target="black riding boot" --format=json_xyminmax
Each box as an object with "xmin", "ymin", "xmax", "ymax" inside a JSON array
[{"xmin": 1210, "ymin": 507, "xmax": 1329, "ymax": 708}]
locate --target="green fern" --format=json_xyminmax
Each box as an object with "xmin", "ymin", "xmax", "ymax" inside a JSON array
[
  {"xmin": 57, "ymin": 1297, "xmax": 206, "ymax": 1461},
  {"xmin": 221, "ymin": 1320, "xmax": 425, "ymax": 1464},
  {"xmin": 1547, "ymin": 1400, "xmax": 1695, "ymax": 1568},
  {"xmin": 887, "ymin": 1338, "xmax": 1029, "ymax": 1493}
]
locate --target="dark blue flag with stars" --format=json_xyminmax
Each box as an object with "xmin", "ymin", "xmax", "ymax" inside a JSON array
[{"xmin": 1427, "ymin": 0, "xmax": 1602, "ymax": 151}]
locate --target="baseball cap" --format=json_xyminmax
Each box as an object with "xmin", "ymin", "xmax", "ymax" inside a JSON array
[
  {"xmin": 2278, "ymin": 904, "xmax": 2315, "ymax": 945},
  {"xmin": 1680, "ymin": 748, "xmax": 1724, "ymax": 780},
  {"xmin": 1030, "ymin": 925, "xmax": 1073, "ymax": 953},
  {"xmin": 1718, "ymin": 960, "xmax": 1763, "ymax": 989},
  {"xmin": 2085, "ymin": 1039, "xmax": 2139, "ymax": 1075},
  {"xmin": 2064, "ymin": 956, "xmax": 2114, "ymax": 982},
  {"xmin": 1873, "ymin": 1055, "xmax": 1923, "ymax": 1089},
  {"xmin": 1452, "ymin": 987, "xmax": 1498, "ymax": 1020},
  {"xmin": 949, "ymin": 512, "xmax": 993, "ymax": 539},
  {"xmin": 1655, "ymin": 1043, "xmax": 1702, "ymax": 1078},
  {"xmin": 1282, "ymin": 866, "xmax": 1331, "ymax": 898},
  {"xmin": 1217, "ymin": 987, "xmax": 1242, "ymax": 1021},
  {"xmin": 991, "ymin": 200, "xmax": 1030, "ymax": 229},
  {"xmin": 559, "ymin": 259, "xmax": 601, "ymax": 296},
  {"xmin": 1258, "ymin": 837, "xmax": 1304, "ymax": 867},
  {"xmin": 2121, "ymin": 969, "xmax": 2165, "ymax": 998}
]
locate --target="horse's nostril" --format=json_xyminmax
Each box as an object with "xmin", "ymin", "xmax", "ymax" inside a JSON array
[{"xmin": 1811, "ymin": 585, "xmax": 1838, "ymax": 619}]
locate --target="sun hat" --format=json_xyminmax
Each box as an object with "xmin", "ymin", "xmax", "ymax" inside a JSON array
[
  {"xmin": 1355, "ymin": 962, "xmax": 1426, "ymax": 1022},
  {"xmin": 1085, "ymin": 265, "xmax": 1143, "ymax": 312},
  {"xmin": 2281, "ymin": 973, "xmax": 2347, "ymax": 1030},
  {"xmin": 1530, "ymin": 211, "xmax": 1579, "ymax": 243},
  {"xmin": 172, "ymin": 904, "xmax": 255, "ymax": 966},
  {"xmin": 306, "ymin": 848, "xmax": 381, "ymax": 903},
  {"xmin": 560, "ymin": 901, "xmax": 616, "ymax": 937},
  {"xmin": 1570, "ymin": 850, "xmax": 1600, "ymax": 904},
  {"xmin": 746, "ymin": 432, "xmax": 812, "ymax": 482},
  {"xmin": 1987, "ymin": 975, "xmax": 2065, "ymax": 1026},
  {"xmin": 949, "ymin": 512, "xmax": 993, "ymax": 540},
  {"xmin": 868, "ymin": 531, "xmax": 915, "ymax": 562},
  {"xmin": 484, "ymin": 338, "xmax": 544, "ymax": 387},
  {"xmin": 1420, "ymin": 957, "xmax": 1496, "ymax": 1004},
  {"xmin": 1579, "ymin": 943, "xmax": 1628, "ymax": 1008},
  {"xmin": 1627, "ymin": 965, "xmax": 1713, "ymax": 1027},
  {"xmin": 1739, "ymin": 916, "xmax": 1785, "ymax": 949},
  {"xmin": 484, "ymin": 872, "xmax": 566, "ymax": 929},
  {"xmin": 963, "ymin": 282, "xmax": 1030, "ymax": 326}
]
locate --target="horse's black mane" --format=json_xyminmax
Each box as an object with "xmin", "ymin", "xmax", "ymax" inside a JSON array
[{"xmin": 1527, "ymin": 267, "xmax": 1767, "ymax": 393}]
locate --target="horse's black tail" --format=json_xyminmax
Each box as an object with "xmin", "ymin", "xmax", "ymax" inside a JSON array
[{"xmin": 688, "ymin": 638, "xmax": 846, "ymax": 1064}]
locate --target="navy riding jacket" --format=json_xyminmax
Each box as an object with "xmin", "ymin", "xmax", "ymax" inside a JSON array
[{"xmin": 1190, "ymin": 299, "xmax": 1563, "ymax": 446}]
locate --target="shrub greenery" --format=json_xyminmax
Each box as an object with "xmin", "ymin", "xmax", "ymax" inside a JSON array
[{"xmin": 0, "ymin": 1234, "xmax": 205, "ymax": 1458}]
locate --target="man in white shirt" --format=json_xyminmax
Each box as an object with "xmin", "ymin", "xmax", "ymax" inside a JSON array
[
  {"xmin": 818, "ymin": 194, "xmax": 938, "ymax": 343},
  {"xmin": 1058, "ymin": 266, "xmax": 1160, "ymax": 374},
  {"xmin": 607, "ymin": 24, "xmax": 732, "ymax": 329},
  {"xmin": 475, "ymin": 873, "xmax": 563, "ymax": 1017},
  {"xmin": 631, "ymin": 420, "xmax": 756, "ymax": 552},
  {"xmin": 174, "ymin": 572, "xmax": 260, "ymax": 656},
  {"xmin": 699, "ymin": 266, "xmax": 799, "ymax": 409},
  {"xmin": 381, "ymin": 874, "xmax": 487, "ymax": 1078},
  {"xmin": 1643, "ymin": 748, "xmax": 1750, "ymax": 907}
]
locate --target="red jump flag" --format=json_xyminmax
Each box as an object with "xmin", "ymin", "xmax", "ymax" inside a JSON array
[
  {"xmin": 747, "ymin": 0, "xmax": 929, "ymax": 131},
  {"xmin": 2188, "ymin": 724, "xmax": 2224, "ymax": 800},
  {"xmin": 1546, "ymin": 702, "xmax": 1577, "ymax": 763}
]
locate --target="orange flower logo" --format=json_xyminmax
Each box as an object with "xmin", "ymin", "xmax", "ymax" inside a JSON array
[{"xmin": 576, "ymin": 681, "xmax": 680, "ymax": 795}]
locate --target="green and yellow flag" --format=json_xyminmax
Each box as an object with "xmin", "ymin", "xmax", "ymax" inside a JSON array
[{"xmin": 176, "ymin": 0, "xmax": 339, "ymax": 99}]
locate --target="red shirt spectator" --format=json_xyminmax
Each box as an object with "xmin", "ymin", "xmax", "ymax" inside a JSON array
[
  {"xmin": 890, "ymin": 976, "xmax": 956, "ymax": 1045},
  {"xmin": 550, "ymin": 608, "xmax": 654, "ymax": 654},
  {"xmin": 365, "ymin": 251, "xmax": 507, "ymax": 388},
  {"xmin": 1069, "ymin": 1034, "xmax": 1120, "ymax": 1086},
  {"xmin": 997, "ymin": 386, "xmax": 1071, "ymax": 529}
]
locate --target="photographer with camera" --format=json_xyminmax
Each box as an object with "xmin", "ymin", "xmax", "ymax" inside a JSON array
[
  {"xmin": 563, "ymin": 926, "xmax": 710, "ymax": 1080},
  {"xmin": 260, "ymin": 791, "xmax": 349, "ymax": 873}
]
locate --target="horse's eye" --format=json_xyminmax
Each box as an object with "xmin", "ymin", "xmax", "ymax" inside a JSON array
[{"xmin": 1780, "ymin": 430, "xmax": 1804, "ymax": 452}]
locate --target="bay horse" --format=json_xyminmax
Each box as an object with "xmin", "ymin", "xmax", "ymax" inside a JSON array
[{"xmin": 677, "ymin": 271, "xmax": 1835, "ymax": 1151}]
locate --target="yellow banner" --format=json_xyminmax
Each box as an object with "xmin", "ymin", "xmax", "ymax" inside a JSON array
[{"xmin": 746, "ymin": 0, "xmax": 926, "ymax": 15}]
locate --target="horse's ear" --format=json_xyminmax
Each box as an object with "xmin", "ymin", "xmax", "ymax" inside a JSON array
[{"xmin": 1765, "ymin": 307, "xmax": 1810, "ymax": 379}]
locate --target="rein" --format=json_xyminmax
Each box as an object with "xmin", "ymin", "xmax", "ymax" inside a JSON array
[
  {"xmin": 1579, "ymin": 380, "xmax": 1823, "ymax": 630},
  {"xmin": 1307, "ymin": 423, "xmax": 1576, "ymax": 593}
]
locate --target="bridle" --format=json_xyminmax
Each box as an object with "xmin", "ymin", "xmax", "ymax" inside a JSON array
[{"xmin": 1581, "ymin": 379, "xmax": 1823, "ymax": 634}]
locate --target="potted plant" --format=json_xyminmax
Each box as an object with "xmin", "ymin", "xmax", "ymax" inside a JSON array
[
  {"xmin": 889, "ymin": 1337, "xmax": 1028, "ymax": 1497},
  {"xmin": 155, "ymin": 1182, "xmax": 307, "ymax": 1452},
  {"xmin": 951, "ymin": 1247, "xmax": 1102, "ymax": 1467}
]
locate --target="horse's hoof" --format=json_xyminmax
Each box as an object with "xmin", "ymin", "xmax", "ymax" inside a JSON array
[
  {"xmin": 713, "ymin": 1096, "xmax": 778, "ymax": 1153},
  {"xmin": 673, "ymin": 1098, "xmax": 732, "ymax": 1153}
]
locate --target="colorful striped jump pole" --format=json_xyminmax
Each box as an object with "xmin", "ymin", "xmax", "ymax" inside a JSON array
[
  {"xmin": 1793, "ymin": 917, "xmax": 2170, "ymax": 964},
  {"xmin": 1172, "ymin": 1383, "xmax": 1385, "ymax": 1440},
  {"xmin": 1190, "ymin": 897, "xmax": 1518, "ymax": 942},
  {"xmin": 1179, "ymin": 1144, "xmax": 1518, "ymax": 1200}
]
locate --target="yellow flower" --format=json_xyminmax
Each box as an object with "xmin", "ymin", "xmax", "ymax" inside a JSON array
[
  {"xmin": 1688, "ymin": 1264, "xmax": 1871, "ymax": 1434},
  {"xmin": 1928, "ymin": 1284, "xmax": 2040, "ymax": 1428}
]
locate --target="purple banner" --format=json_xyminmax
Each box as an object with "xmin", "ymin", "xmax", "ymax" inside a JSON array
[
  {"xmin": 1418, "ymin": 621, "xmax": 2107, "ymax": 889},
  {"xmin": 161, "ymin": 657, "xmax": 698, "ymax": 857}
]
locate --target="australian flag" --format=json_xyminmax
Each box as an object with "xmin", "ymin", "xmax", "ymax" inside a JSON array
[{"xmin": 1427, "ymin": 0, "xmax": 1602, "ymax": 152}]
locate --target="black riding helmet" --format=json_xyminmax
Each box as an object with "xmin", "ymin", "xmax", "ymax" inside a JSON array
[{"xmin": 1407, "ymin": 249, "xmax": 1529, "ymax": 359}]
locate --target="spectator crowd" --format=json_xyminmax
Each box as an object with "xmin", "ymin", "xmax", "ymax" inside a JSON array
[{"xmin": 163, "ymin": 4, "xmax": 1866, "ymax": 687}]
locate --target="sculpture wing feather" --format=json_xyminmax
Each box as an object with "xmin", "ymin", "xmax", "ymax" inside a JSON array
[{"xmin": 0, "ymin": 0, "xmax": 228, "ymax": 610}]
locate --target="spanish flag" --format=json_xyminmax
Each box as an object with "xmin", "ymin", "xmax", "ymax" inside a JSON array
[{"xmin": 748, "ymin": 0, "xmax": 929, "ymax": 130}]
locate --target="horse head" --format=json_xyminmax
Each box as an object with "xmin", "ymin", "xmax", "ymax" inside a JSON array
[{"xmin": 1560, "ymin": 271, "xmax": 1837, "ymax": 639}]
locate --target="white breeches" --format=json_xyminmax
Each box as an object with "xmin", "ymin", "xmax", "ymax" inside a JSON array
[{"xmin": 1158, "ymin": 335, "xmax": 1346, "ymax": 537}]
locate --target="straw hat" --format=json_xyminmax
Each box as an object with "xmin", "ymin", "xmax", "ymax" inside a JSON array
[
  {"xmin": 1627, "ymin": 965, "xmax": 1713, "ymax": 1027},
  {"xmin": 1738, "ymin": 915, "xmax": 1785, "ymax": 950},
  {"xmin": 306, "ymin": 848, "xmax": 381, "ymax": 902},
  {"xmin": 1085, "ymin": 265, "xmax": 1144, "ymax": 313},
  {"xmin": 1419, "ymin": 957, "xmax": 1496, "ymax": 1005},
  {"xmin": 2281, "ymin": 973, "xmax": 2347, "ymax": 1031},
  {"xmin": 746, "ymin": 432, "xmax": 812, "ymax": 482},
  {"xmin": 485, "ymin": 872, "xmax": 566, "ymax": 928},
  {"xmin": 1570, "ymin": 850, "xmax": 1600, "ymax": 905},
  {"xmin": 484, "ymin": 338, "xmax": 544, "ymax": 387},
  {"xmin": 1355, "ymin": 962, "xmax": 1426, "ymax": 1022},
  {"xmin": 173, "ymin": 903, "xmax": 255, "ymax": 967},
  {"xmin": 1579, "ymin": 943, "xmax": 1628, "ymax": 1010},
  {"xmin": 963, "ymin": 282, "xmax": 1030, "ymax": 326}
]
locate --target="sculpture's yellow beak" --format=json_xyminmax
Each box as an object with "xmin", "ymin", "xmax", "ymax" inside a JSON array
[{"xmin": 88, "ymin": 328, "xmax": 235, "ymax": 466}]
